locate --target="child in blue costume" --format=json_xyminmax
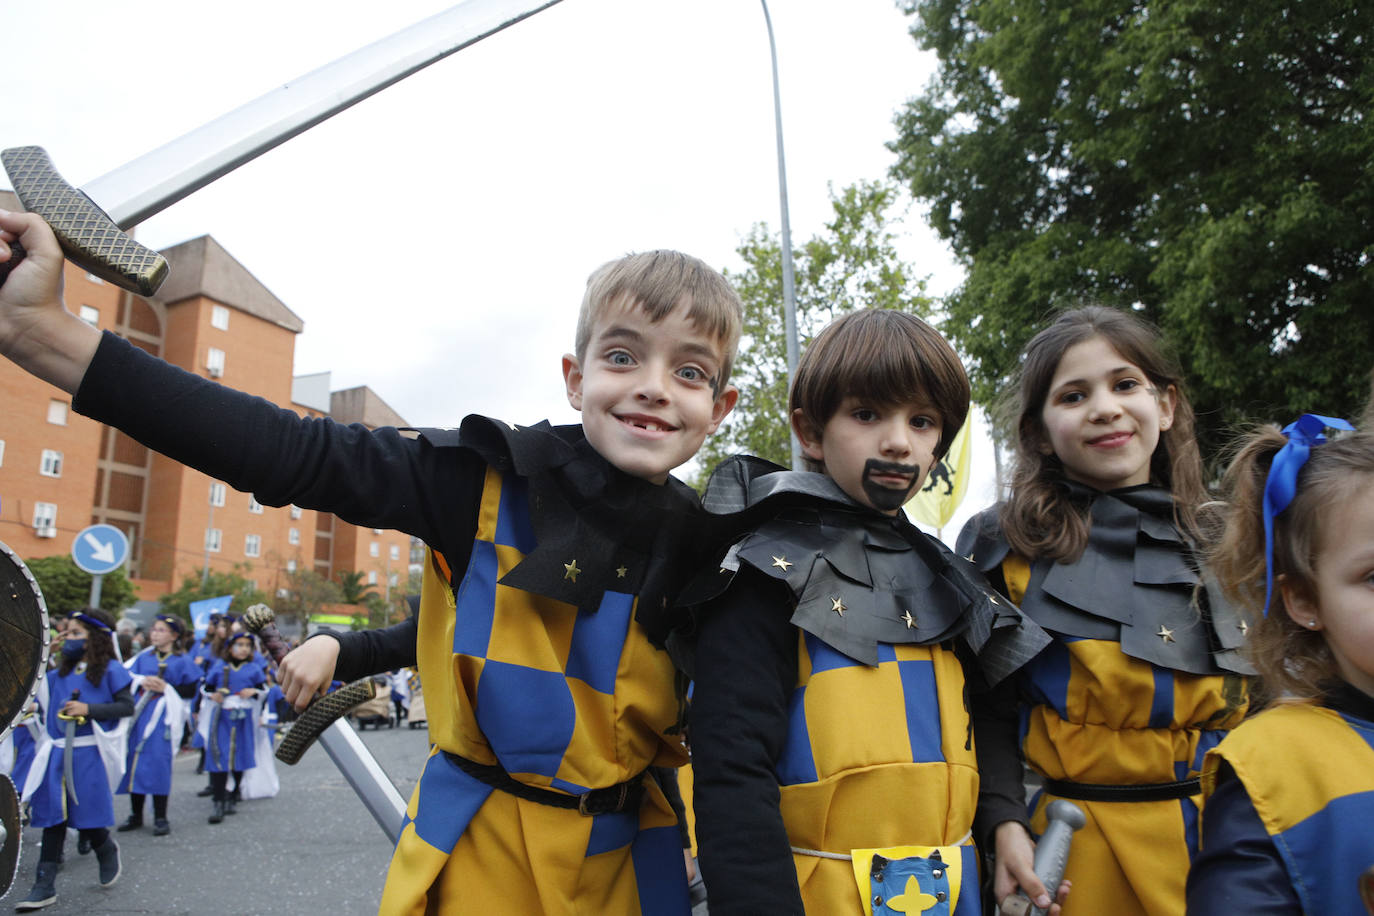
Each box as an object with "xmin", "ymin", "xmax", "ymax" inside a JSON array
[
  {"xmin": 0, "ymin": 212, "xmax": 742, "ymax": 916},
  {"xmin": 956, "ymin": 308, "xmax": 1252, "ymax": 916},
  {"xmin": 201, "ymin": 631, "xmax": 268, "ymax": 823},
  {"xmin": 116, "ymin": 614, "xmax": 202, "ymax": 837},
  {"xmin": 677, "ymin": 310, "xmax": 1057, "ymax": 916},
  {"xmin": 15, "ymin": 609, "xmax": 132, "ymax": 911},
  {"xmin": 1187, "ymin": 417, "xmax": 1374, "ymax": 916}
]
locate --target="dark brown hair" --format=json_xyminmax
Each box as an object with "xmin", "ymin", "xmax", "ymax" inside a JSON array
[
  {"xmin": 789, "ymin": 309, "xmax": 970, "ymax": 470},
  {"xmin": 58, "ymin": 607, "xmax": 119, "ymax": 687},
  {"xmin": 1210, "ymin": 425, "xmax": 1374, "ymax": 702},
  {"xmin": 1001, "ymin": 306, "xmax": 1207, "ymax": 561}
]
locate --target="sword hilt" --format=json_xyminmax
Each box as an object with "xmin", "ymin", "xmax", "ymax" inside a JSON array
[
  {"xmin": 274, "ymin": 677, "xmax": 377, "ymax": 766},
  {"xmin": 999, "ymin": 800, "xmax": 1086, "ymax": 916},
  {"xmin": 242, "ymin": 603, "xmax": 291, "ymax": 665},
  {"xmin": 1, "ymin": 146, "xmax": 168, "ymax": 295}
]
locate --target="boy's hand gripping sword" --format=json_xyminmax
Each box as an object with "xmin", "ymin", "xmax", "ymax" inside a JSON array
[
  {"xmin": 999, "ymin": 800, "xmax": 1085, "ymax": 916},
  {"xmin": 243, "ymin": 605, "xmax": 407, "ymax": 841},
  {"xmin": 1, "ymin": 0, "xmax": 563, "ymax": 293}
]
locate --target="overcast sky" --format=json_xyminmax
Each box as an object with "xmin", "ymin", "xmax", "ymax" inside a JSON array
[{"xmin": 5, "ymin": 0, "xmax": 1000, "ymax": 539}]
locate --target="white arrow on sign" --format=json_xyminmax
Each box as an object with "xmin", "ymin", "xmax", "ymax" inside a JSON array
[{"xmin": 82, "ymin": 532, "xmax": 116, "ymax": 565}]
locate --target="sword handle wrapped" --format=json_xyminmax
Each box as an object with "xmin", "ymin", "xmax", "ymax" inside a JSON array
[
  {"xmin": 999, "ymin": 800, "xmax": 1085, "ymax": 916},
  {"xmin": 242, "ymin": 604, "xmax": 291, "ymax": 665}
]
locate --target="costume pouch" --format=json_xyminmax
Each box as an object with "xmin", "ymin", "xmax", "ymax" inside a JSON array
[{"xmin": 850, "ymin": 845, "xmax": 965, "ymax": 916}]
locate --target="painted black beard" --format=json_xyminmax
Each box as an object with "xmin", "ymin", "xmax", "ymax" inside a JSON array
[{"xmin": 860, "ymin": 458, "xmax": 921, "ymax": 512}]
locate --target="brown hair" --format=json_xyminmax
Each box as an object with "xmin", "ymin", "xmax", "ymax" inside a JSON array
[
  {"xmin": 58, "ymin": 607, "xmax": 119, "ymax": 688},
  {"xmin": 1000, "ymin": 306, "xmax": 1207, "ymax": 562},
  {"xmin": 789, "ymin": 309, "xmax": 970, "ymax": 471},
  {"xmin": 1209, "ymin": 425, "xmax": 1374, "ymax": 702},
  {"xmin": 575, "ymin": 250, "xmax": 744, "ymax": 388}
]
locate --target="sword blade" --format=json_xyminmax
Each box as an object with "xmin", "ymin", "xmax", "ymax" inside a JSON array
[
  {"xmin": 316, "ymin": 721, "xmax": 408, "ymax": 840},
  {"xmin": 84, "ymin": 0, "xmax": 562, "ymax": 229}
]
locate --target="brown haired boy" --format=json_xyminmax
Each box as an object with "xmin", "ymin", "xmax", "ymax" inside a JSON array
[
  {"xmin": 675, "ymin": 309, "xmax": 1054, "ymax": 915},
  {"xmin": 0, "ymin": 212, "xmax": 739, "ymax": 914}
]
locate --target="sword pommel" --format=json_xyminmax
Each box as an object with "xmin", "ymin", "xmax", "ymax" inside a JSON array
[
  {"xmin": 1, "ymin": 146, "xmax": 168, "ymax": 296},
  {"xmin": 242, "ymin": 603, "xmax": 291, "ymax": 665},
  {"xmin": 999, "ymin": 800, "xmax": 1085, "ymax": 916}
]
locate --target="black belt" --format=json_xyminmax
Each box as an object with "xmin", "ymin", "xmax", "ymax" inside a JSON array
[
  {"xmin": 1043, "ymin": 776, "xmax": 1200, "ymax": 803},
  {"xmin": 444, "ymin": 751, "xmax": 645, "ymax": 816}
]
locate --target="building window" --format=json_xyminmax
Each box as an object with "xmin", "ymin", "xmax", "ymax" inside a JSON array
[
  {"xmin": 205, "ymin": 528, "xmax": 222, "ymax": 553},
  {"xmin": 248, "ymin": 495, "xmax": 264, "ymax": 514},
  {"xmin": 39, "ymin": 449, "xmax": 63, "ymax": 478},
  {"xmin": 209, "ymin": 482, "xmax": 226, "ymax": 507},
  {"xmin": 206, "ymin": 347, "xmax": 226, "ymax": 377},
  {"xmin": 389, "ymin": 544, "xmax": 400, "ymax": 561},
  {"xmin": 79, "ymin": 305, "xmax": 99, "ymax": 326},
  {"xmin": 367, "ymin": 571, "xmax": 377, "ymax": 585},
  {"xmin": 370, "ymin": 542, "xmax": 380, "ymax": 558},
  {"xmin": 289, "ymin": 505, "xmax": 303, "ymax": 520},
  {"xmin": 286, "ymin": 559, "xmax": 297, "ymax": 573},
  {"xmin": 47, "ymin": 400, "xmax": 68, "ymax": 425},
  {"xmin": 246, "ymin": 579, "xmax": 258, "ymax": 592},
  {"xmin": 245, "ymin": 534, "xmax": 261, "ymax": 558},
  {"xmin": 0, "ymin": 439, "xmax": 5, "ymax": 467},
  {"xmin": 85, "ymin": 273, "xmax": 104, "ymax": 285},
  {"xmin": 388, "ymin": 572, "xmax": 399, "ymax": 588},
  {"xmin": 211, "ymin": 305, "xmax": 230, "ymax": 330},
  {"xmin": 288, "ymin": 527, "xmax": 300, "ymax": 545},
  {"xmin": 33, "ymin": 502, "xmax": 57, "ymax": 533},
  {"xmin": 372, "ymin": 528, "xmax": 383, "ymax": 535}
]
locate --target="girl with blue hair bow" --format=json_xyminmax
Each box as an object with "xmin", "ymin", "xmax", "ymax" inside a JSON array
[{"xmin": 1188, "ymin": 416, "xmax": 1374, "ymax": 916}]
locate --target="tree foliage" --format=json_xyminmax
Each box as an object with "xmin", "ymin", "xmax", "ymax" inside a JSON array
[
  {"xmin": 275, "ymin": 567, "xmax": 346, "ymax": 623},
  {"xmin": 335, "ymin": 570, "xmax": 379, "ymax": 605},
  {"xmin": 890, "ymin": 0, "xmax": 1374, "ymax": 460},
  {"xmin": 157, "ymin": 563, "xmax": 268, "ymax": 626},
  {"xmin": 25, "ymin": 555, "xmax": 137, "ymax": 617},
  {"xmin": 695, "ymin": 181, "xmax": 936, "ymax": 480}
]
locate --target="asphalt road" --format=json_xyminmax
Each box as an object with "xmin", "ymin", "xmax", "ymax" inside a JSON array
[{"xmin": 4, "ymin": 717, "xmax": 431, "ymax": 915}]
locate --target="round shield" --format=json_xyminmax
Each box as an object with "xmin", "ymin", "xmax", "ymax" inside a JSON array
[
  {"xmin": 0, "ymin": 542, "xmax": 50, "ymax": 737},
  {"xmin": 0, "ymin": 773, "xmax": 20, "ymax": 897}
]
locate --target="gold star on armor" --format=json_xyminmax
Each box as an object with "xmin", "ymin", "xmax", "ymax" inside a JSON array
[
  {"xmin": 902, "ymin": 610, "xmax": 917, "ymax": 629},
  {"xmin": 616, "ymin": 566, "xmax": 628, "ymax": 579},
  {"xmin": 771, "ymin": 555, "xmax": 793, "ymax": 572},
  {"xmin": 1157, "ymin": 625, "xmax": 1175, "ymax": 643},
  {"xmin": 831, "ymin": 597, "xmax": 846, "ymax": 617},
  {"xmin": 1238, "ymin": 620, "xmax": 1249, "ymax": 636},
  {"xmin": 563, "ymin": 560, "xmax": 581, "ymax": 583}
]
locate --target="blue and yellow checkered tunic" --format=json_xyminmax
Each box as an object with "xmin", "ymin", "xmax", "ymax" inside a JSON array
[
  {"xmin": 777, "ymin": 631, "xmax": 982, "ymax": 915},
  {"xmin": 380, "ymin": 465, "xmax": 690, "ymax": 915},
  {"xmin": 1202, "ymin": 703, "xmax": 1374, "ymax": 916},
  {"xmin": 1002, "ymin": 555, "xmax": 1248, "ymax": 916}
]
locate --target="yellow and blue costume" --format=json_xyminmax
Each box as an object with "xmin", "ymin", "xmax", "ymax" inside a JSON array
[
  {"xmin": 1188, "ymin": 682, "xmax": 1374, "ymax": 916},
  {"xmin": 959, "ymin": 485, "xmax": 1251, "ymax": 916},
  {"xmin": 681, "ymin": 459, "xmax": 1048, "ymax": 915}
]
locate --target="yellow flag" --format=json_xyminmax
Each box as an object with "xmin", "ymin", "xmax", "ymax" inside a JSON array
[{"xmin": 904, "ymin": 418, "xmax": 972, "ymax": 528}]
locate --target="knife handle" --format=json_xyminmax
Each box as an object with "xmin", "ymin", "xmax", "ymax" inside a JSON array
[{"xmin": 1, "ymin": 146, "xmax": 168, "ymax": 295}]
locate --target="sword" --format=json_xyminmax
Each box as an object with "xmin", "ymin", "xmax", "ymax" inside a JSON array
[
  {"xmin": 56, "ymin": 689, "xmax": 84, "ymax": 811},
  {"xmin": 243, "ymin": 605, "xmax": 406, "ymax": 841},
  {"xmin": 1, "ymin": 0, "xmax": 563, "ymax": 293},
  {"xmin": 999, "ymin": 800, "xmax": 1085, "ymax": 916},
  {"xmin": 130, "ymin": 660, "xmax": 169, "ymax": 759}
]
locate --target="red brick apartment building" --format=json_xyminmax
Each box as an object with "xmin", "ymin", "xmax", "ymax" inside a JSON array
[{"xmin": 0, "ymin": 189, "xmax": 414, "ymax": 610}]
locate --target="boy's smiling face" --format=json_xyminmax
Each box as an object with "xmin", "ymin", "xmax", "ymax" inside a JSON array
[
  {"xmin": 563, "ymin": 298, "xmax": 737, "ymax": 484},
  {"xmin": 795, "ymin": 396, "xmax": 943, "ymax": 515}
]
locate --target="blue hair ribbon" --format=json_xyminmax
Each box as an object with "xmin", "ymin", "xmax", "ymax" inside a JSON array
[
  {"xmin": 72, "ymin": 611, "xmax": 113, "ymax": 633},
  {"xmin": 1261, "ymin": 413, "xmax": 1355, "ymax": 616}
]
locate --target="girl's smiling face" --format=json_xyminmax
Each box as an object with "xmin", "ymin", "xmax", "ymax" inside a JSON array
[{"xmin": 1039, "ymin": 336, "xmax": 1175, "ymax": 491}]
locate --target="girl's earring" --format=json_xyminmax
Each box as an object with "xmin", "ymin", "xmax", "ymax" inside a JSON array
[{"xmin": 1307, "ymin": 619, "xmax": 1319, "ymax": 628}]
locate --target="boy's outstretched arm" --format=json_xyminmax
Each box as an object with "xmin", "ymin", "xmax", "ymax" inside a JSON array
[{"xmin": 0, "ymin": 209, "xmax": 101, "ymax": 393}]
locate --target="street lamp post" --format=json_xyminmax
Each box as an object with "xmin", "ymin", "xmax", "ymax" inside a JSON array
[{"xmin": 760, "ymin": 0, "xmax": 802, "ymax": 471}]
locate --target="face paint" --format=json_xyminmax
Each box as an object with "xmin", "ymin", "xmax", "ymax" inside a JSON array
[{"xmin": 860, "ymin": 458, "xmax": 922, "ymax": 512}]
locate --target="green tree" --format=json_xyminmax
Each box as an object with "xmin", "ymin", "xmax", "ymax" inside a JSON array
[
  {"xmin": 25, "ymin": 555, "xmax": 138, "ymax": 616},
  {"xmin": 276, "ymin": 567, "xmax": 346, "ymax": 624},
  {"xmin": 336, "ymin": 569, "xmax": 380, "ymax": 606},
  {"xmin": 158, "ymin": 563, "xmax": 268, "ymax": 627},
  {"xmin": 890, "ymin": 0, "xmax": 1374, "ymax": 460},
  {"xmin": 696, "ymin": 181, "xmax": 936, "ymax": 480}
]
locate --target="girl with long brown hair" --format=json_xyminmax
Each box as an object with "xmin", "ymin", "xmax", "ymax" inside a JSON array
[{"xmin": 958, "ymin": 307, "xmax": 1251, "ymax": 916}]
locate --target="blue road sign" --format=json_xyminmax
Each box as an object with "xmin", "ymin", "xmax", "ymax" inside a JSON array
[{"xmin": 71, "ymin": 524, "xmax": 130, "ymax": 575}]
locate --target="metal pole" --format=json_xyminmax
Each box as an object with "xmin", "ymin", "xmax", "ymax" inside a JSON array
[
  {"xmin": 202, "ymin": 485, "xmax": 215, "ymax": 586},
  {"xmin": 760, "ymin": 0, "xmax": 802, "ymax": 471}
]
